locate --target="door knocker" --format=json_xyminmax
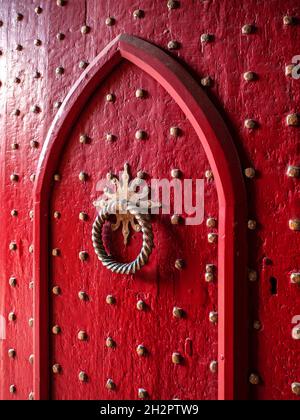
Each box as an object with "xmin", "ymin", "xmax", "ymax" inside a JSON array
[{"xmin": 92, "ymin": 164, "xmax": 159, "ymax": 275}]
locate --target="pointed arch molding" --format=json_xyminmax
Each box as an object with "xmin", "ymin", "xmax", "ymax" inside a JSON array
[{"xmin": 33, "ymin": 34, "xmax": 248, "ymax": 400}]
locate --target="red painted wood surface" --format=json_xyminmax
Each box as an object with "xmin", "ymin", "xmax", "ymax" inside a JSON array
[{"xmin": 0, "ymin": 0, "xmax": 299, "ymax": 401}]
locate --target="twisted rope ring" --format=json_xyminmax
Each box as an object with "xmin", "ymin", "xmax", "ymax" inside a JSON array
[{"xmin": 92, "ymin": 201, "xmax": 154, "ymax": 275}]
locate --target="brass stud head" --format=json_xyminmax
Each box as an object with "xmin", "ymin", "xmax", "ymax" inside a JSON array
[
  {"xmin": 78, "ymin": 291, "xmax": 88, "ymax": 301},
  {"xmin": 106, "ymin": 378, "xmax": 116, "ymax": 390},
  {"xmin": 79, "ymin": 134, "xmax": 89, "ymax": 144},
  {"xmin": 253, "ymin": 320, "xmax": 262, "ymax": 331},
  {"xmin": 135, "ymin": 130, "xmax": 147, "ymax": 140},
  {"xmin": 290, "ymin": 273, "xmax": 300, "ymax": 285},
  {"xmin": 106, "ymin": 133, "xmax": 116, "ymax": 142},
  {"xmin": 52, "ymin": 363, "xmax": 61, "ymax": 374},
  {"xmin": 172, "ymin": 306, "xmax": 184, "ymax": 319},
  {"xmin": 287, "ymin": 165, "xmax": 300, "ymax": 178},
  {"xmin": 57, "ymin": 0, "xmax": 67, "ymax": 6},
  {"xmin": 168, "ymin": 40, "xmax": 180, "ymax": 50},
  {"xmin": 28, "ymin": 318, "xmax": 34, "ymax": 328},
  {"xmin": 34, "ymin": 39, "xmax": 42, "ymax": 47},
  {"xmin": 172, "ymin": 352, "xmax": 182, "ymax": 364},
  {"xmin": 133, "ymin": 9, "xmax": 144, "ymax": 19},
  {"xmin": 136, "ymin": 300, "xmax": 146, "ymax": 311},
  {"xmin": 138, "ymin": 388, "xmax": 148, "ymax": 399},
  {"xmin": 106, "ymin": 295, "xmax": 116, "ymax": 305},
  {"xmin": 200, "ymin": 33, "xmax": 214, "ymax": 43},
  {"xmin": 28, "ymin": 391, "xmax": 34, "ymax": 400},
  {"xmin": 30, "ymin": 140, "xmax": 39, "ymax": 149},
  {"xmin": 10, "ymin": 173, "xmax": 19, "ymax": 182},
  {"xmin": 206, "ymin": 217, "xmax": 217, "ymax": 228},
  {"xmin": 285, "ymin": 64, "xmax": 295, "ymax": 77},
  {"xmin": 248, "ymin": 219, "xmax": 257, "ymax": 230},
  {"xmin": 205, "ymin": 272, "xmax": 214, "ymax": 283},
  {"xmin": 78, "ymin": 330, "xmax": 88, "ymax": 341},
  {"xmin": 52, "ymin": 248, "xmax": 60, "ymax": 257},
  {"xmin": 9, "ymin": 276, "xmax": 17, "ymax": 287},
  {"xmin": 79, "ymin": 60, "xmax": 89, "ymax": 69},
  {"xmin": 289, "ymin": 219, "xmax": 300, "ymax": 231},
  {"xmin": 209, "ymin": 360, "xmax": 218, "ymax": 373},
  {"xmin": 171, "ymin": 214, "xmax": 183, "ymax": 225},
  {"xmin": 55, "ymin": 66, "xmax": 64, "ymax": 75},
  {"xmin": 56, "ymin": 32, "xmax": 65, "ymax": 41},
  {"xmin": 106, "ymin": 337, "xmax": 115, "ymax": 348},
  {"xmin": 54, "ymin": 173, "xmax": 61, "ymax": 181},
  {"xmin": 79, "ymin": 212, "xmax": 88, "ymax": 221},
  {"xmin": 12, "ymin": 109, "xmax": 21, "ymax": 116},
  {"xmin": 283, "ymin": 16, "xmax": 296, "ymax": 26},
  {"xmin": 106, "ymin": 93, "xmax": 115, "ymax": 103},
  {"xmin": 243, "ymin": 71, "xmax": 257, "ymax": 81},
  {"xmin": 167, "ymin": 0, "xmax": 180, "ymax": 10},
  {"xmin": 53, "ymin": 211, "xmax": 61, "ymax": 219},
  {"xmin": 79, "ymin": 171, "xmax": 88, "ymax": 182},
  {"xmin": 209, "ymin": 311, "xmax": 218, "ymax": 324},
  {"xmin": 81, "ymin": 25, "xmax": 90, "ymax": 34},
  {"xmin": 136, "ymin": 344, "xmax": 147, "ymax": 357},
  {"xmin": 248, "ymin": 269, "xmax": 258, "ymax": 282},
  {"xmin": 292, "ymin": 326, "xmax": 300, "ymax": 340},
  {"xmin": 8, "ymin": 348, "xmax": 16, "ymax": 359},
  {"xmin": 175, "ymin": 259, "xmax": 185, "ymax": 270},
  {"xmin": 79, "ymin": 251, "xmax": 88, "ymax": 261},
  {"xmin": 170, "ymin": 126, "xmax": 181, "ymax": 137},
  {"xmin": 242, "ymin": 24, "xmax": 254, "ymax": 34},
  {"xmin": 244, "ymin": 167, "xmax": 256, "ymax": 178},
  {"xmin": 171, "ymin": 168, "xmax": 182, "ymax": 178},
  {"xmin": 35, "ymin": 6, "xmax": 43, "ymax": 14},
  {"xmin": 11, "ymin": 143, "xmax": 19, "ymax": 150},
  {"xmin": 105, "ymin": 17, "xmax": 115, "ymax": 26},
  {"xmin": 29, "ymin": 354, "xmax": 34, "ymax": 364},
  {"xmin": 52, "ymin": 325, "xmax": 61, "ymax": 335},
  {"xmin": 244, "ymin": 119, "xmax": 258, "ymax": 129},
  {"xmin": 135, "ymin": 88, "xmax": 145, "ymax": 98},
  {"xmin": 9, "ymin": 242, "xmax": 17, "ymax": 251},
  {"xmin": 78, "ymin": 371, "xmax": 88, "ymax": 382},
  {"xmin": 52, "ymin": 286, "xmax": 61, "ymax": 295},
  {"xmin": 11, "ymin": 209, "xmax": 18, "ymax": 217},
  {"xmin": 9, "ymin": 385, "xmax": 16, "ymax": 394},
  {"xmin": 16, "ymin": 13, "xmax": 23, "ymax": 21},
  {"xmin": 287, "ymin": 113, "xmax": 300, "ymax": 127},
  {"xmin": 8, "ymin": 312, "xmax": 16, "ymax": 322},
  {"xmin": 201, "ymin": 76, "xmax": 213, "ymax": 87},
  {"xmin": 205, "ymin": 169, "xmax": 214, "ymax": 180},
  {"xmin": 208, "ymin": 233, "xmax": 218, "ymax": 243},
  {"xmin": 249, "ymin": 373, "xmax": 260, "ymax": 385},
  {"xmin": 291, "ymin": 382, "xmax": 300, "ymax": 396}
]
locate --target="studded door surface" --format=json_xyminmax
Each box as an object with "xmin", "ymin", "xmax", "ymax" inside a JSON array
[{"xmin": 49, "ymin": 61, "xmax": 219, "ymax": 400}]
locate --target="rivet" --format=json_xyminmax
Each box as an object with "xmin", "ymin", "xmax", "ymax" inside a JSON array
[
  {"xmin": 54, "ymin": 101, "xmax": 62, "ymax": 109},
  {"xmin": 16, "ymin": 13, "xmax": 23, "ymax": 21},
  {"xmin": 244, "ymin": 167, "xmax": 256, "ymax": 178},
  {"xmin": 53, "ymin": 211, "xmax": 61, "ymax": 219},
  {"xmin": 57, "ymin": 0, "xmax": 67, "ymax": 6},
  {"xmin": 0, "ymin": 21, "xmax": 3, "ymax": 27},
  {"xmin": 9, "ymin": 242, "xmax": 17, "ymax": 251},
  {"xmin": 106, "ymin": 295, "xmax": 116, "ymax": 305},
  {"xmin": 28, "ymin": 391, "xmax": 34, "ymax": 400},
  {"xmin": 290, "ymin": 273, "xmax": 300, "ymax": 285},
  {"xmin": 9, "ymin": 385, "xmax": 16, "ymax": 394},
  {"xmin": 52, "ymin": 364, "xmax": 61, "ymax": 374},
  {"xmin": 14, "ymin": 77, "xmax": 21, "ymax": 84},
  {"xmin": 175, "ymin": 259, "xmax": 185, "ymax": 270},
  {"xmin": 209, "ymin": 311, "xmax": 218, "ymax": 324},
  {"xmin": 81, "ymin": 25, "xmax": 90, "ymax": 34},
  {"xmin": 242, "ymin": 24, "xmax": 254, "ymax": 34},
  {"xmin": 283, "ymin": 16, "xmax": 296, "ymax": 26},
  {"xmin": 30, "ymin": 173, "xmax": 36, "ymax": 182},
  {"xmin": 135, "ymin": 88, "xmax": 145, "ymax": 98},
  {"xmin": 172, "ymin": 306, "xmax": 184, "ymax": 319},
  {"xmin": 106, "ymin": 93, "xmax": 115, "ymax": 103},
  {"xmin": 16, "ymin": 44, "xmax": 23, "ymax": 51},
  {"xmin": 209, "ymin": 360, "xmax": 218, "ymax": 373},
  {"xmin": 29, "ymin": 354, "xmax": 34, "ymax": 364},
  {"xmin": 253, "ymin": 320, "xmax": 262, "ymax": 331},
  {"xmin": 138, "ymin": 388, "xmax": 148, "ymax": 399},
  {"xmin": 171, "ymin": 168, "xmax": 182, "ymax": 178},
  {"xmin": 79, "ymin": 212, "xmax": 88, "ymax": 221},
  {"xmin": 205, "ymin": 272, "xmax": 214, "ymax": 283},
  {"xmin": 287, "ymin": 113, "xmax": 300, "ymax": 127},
  {"xmin": 135, "ymin": 130, "xmax": 147, "ymax": 140},
  {"xmin": 34, "ymin": 71, "xmax": 41, "ymax": 79},
  {"xmin": 206, "ymin": 217, "xmax": 217, "ymax": 228},
  {"xmin": 56, "ymin": 32, "xmax": 65, "ymax": 41},
  {"xmin": 28, "ymin": 318, "xmax": 34, "ymax": 328},
  {"xmin": 78, "ymin": 330, "xmax": 88, "ymax": 341},
  {"xmin": 8, "ymin": 312, "xmax": 16, "ymax": 322},
  {"xmin": 55, "ymin": 66, "xmax": 64, "ymax": 75},
  {"xmin": 171, "ymin": 214, "xmax": 183, "ymax": 225},
  {"xmin": 167, "ymin": 0, "xmax": 180, "ymax": 10},
  {"xmin": 205, "ymin": 169, "xmax": 214, "ymax": 180},
  {"xmin": 200, "ymin": 33, "xmax": 214, "ymax": 43},
  {"xmin": 136, "ymin": 344, "xmax": 147, "ymax": 357},
  {"xmin": 289, "ymin": 219, "xmax": 300, "ymax": 231},
  {"xmin": 11, "ymin": 143, "xmax": 19, "ymax": 150},
  {"xmin": 54, "ymin": 173, "xmax": 61, "ymax": 181},
  {"xmin": 133, "ymin": 9, "xmax": 144, "ymax": 19},
  {"xmin": 78, "ymin": 371, "xmax": 88, "ymax": 382},
  {"xmin": 208, "ymin": 233, "xmax": 218, "ymax": 244},
  {"xmin": 244, "ymin": 119, "xmax": 258, "ymax": 129},
  {"xmin": 285, "ymin": 64, "xmax": 295, "ymax": 77},
  {"xmin": 78, "ymin": 291, "xmax": 88, "ymax": 301},
  {"xmin": 243, "ymin": 71, "xmax": 257, "ymax": 81},
  {"xmin": 52, "ymin": 325, "xmax": 61, "ymax": 335},
  {"xmin": 287, "ymin": 165, "xmax": 300, "ymax": 178},
  {"xmin": 9, "ymin": 276, "xmax": 17, "ymax": 287},
  {"xmin": 137, "ymin": 170, "xmax": 147, "ymax": 179},
  {"xmin": 170, "ymin": 126, "xmax": 181, "ymax": 137},
  {"xmin": 78, "ymin": 171, "xmax": 88, "ymax": 182},
  {"xmin": 291, "ymin": 382, "xmax": 300, "ymax": 396},
  {"xmin": 79, "ymin": 60, "xmax": 88, "ymax": 69},
  {"xmin": 29, "ymin": 281, "xmax": 34, "ymax": 289},
  {"xmin": 79, "ymin": 251, "xmax": 88, "ymax": 261},
  {"xmin": 35, "ymin": 6, "xmax": 43, "ymax": 14},
  {"xmin": 10, "ymin": 173, "xmax": 19, "ymax": 182},
  {"xmin": 105, "ymin": 17, "xmax": 115, "ymax": 26},
  {"xmin": 11, "ymin": 209, "xmax": 18, "ymax": 217},
  {"xmin": 168, "ymin": 40, "xmax": 180, "ymax": 50},
  {"xmin": 34, "ymin": 39, "xmax": 42, "ymax": 46},
  {"xmin": 79, "ymin": 134, "xmax": 89, "ymax": 144},
  {"xmin": 248, "ymin": 219, "xmax": 257, "ymax": 230},
  {"xmin": 8, "ymin": 348, "xmax": 16, "ymax": 359},
  {"xmin": 249, "ymin": 373, "xmax": 260, "ymax": 385},
  {"xmin": 172, "ymin": 352, "xmax": 182, "ymax": 364},
  {"xmin": 52, "ymin": 286, "xmax": 61, "ymax": 295},
  {"xmin": 29, "ymin": 210, "xmax": 34, "ymax": 220},
  {"xmin": 106, "ymin": 133, "xmax": 116, "ymax": 142},
  {"xmin": 106, "ymin": 337, "xmax": 115, "ymax": 348},
  {"xmin": 52, "ymin": 248, "xmax": 60, "ymax": 257},
  {"xmin": 106, "ymin": 378, "xmax": 116, "ymax": 390},
  {"xmin": 292, "ymin": 326, "xmax": 300, "ymax": 340},
  {"xmin": 30, "ymin": 140, "xmax": 39, "ymax": 148},
  {"xmin": 206, "ymin": 264, "xmax": 215, "ymax": 273},
  {"xmin": 12, "ymin": 109, "xmax": 21, "ymax": 116},
  {"xmin": 136, "ymin": 300, "xmax": 146, "ymax": 311},
  {"xmin": 201, "ymin": 76, "xmax": 213, "ymax": 87}
]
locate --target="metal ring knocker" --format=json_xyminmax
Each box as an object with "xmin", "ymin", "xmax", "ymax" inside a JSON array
[{"xmin": 92, "ymin": 201, "xmax": 154, "ymax": 275}]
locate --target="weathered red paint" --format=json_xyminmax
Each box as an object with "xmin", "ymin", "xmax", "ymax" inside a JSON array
[{"xmin": 0, "ymin": 0, "xmax": 299, "ymax": 401}]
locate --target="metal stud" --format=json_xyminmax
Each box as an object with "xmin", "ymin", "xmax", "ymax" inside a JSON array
[
  {"xmin": 29, "ymin": 280, "xmax": 34, "ymax": 289},
  {"xmin": 57, "ymin": 0, "xmax": 67, "ymax": 6},
  {"xmin": 133, "ymin": 9, "xmax": 144, "ymax": 19},
  {"xmin": 248, "ymin": 219, "xmax": 257, "ymax": 230},
  {"xmin": 55, "ymin": 66, "xmax": 64, "ymax": 75},
  {"xmin": 35, "ymin": 6, "xmax": 43, "ymax": 14},
  {"xmin": 206, "ymin": 217, "xmax": 217, "ymax": 228},
  {"xmin": 106, "ymin": 295, "xmax": 115, "ymax": 305},
  {"xmin": 172, "ymin": 352, "xmax": 182, "ymax": 364},
  {"xmin": 106, "ymin": 337, "xmax": 115, "ymax": 348},
  {"xmin": 16, "ymin": 44, "xmax": 23, "ymax": 51},
  {"xmin": 52, "ymin": 286, "xmax": 61, "ymax": 295},
  {"xmin": 8, "ymin": 312, "xmax": 16, "ymax": 322},
  {"xmin": 249, "ymin": 373, "xmax": 260, "ymax": 385},
  {"xmin": 79, "ymin": 212, "xmax": 88, "ymax": 221},
  {"xmin": 9, "ymin": 276, "xmax": 17, "ymax": 287},
  {"xmin": 9, "ymin": 385, "xmax": 16, "ymax": 394},
  {"xmin": 79, "ymin": 171, "xmax": 88, "ymax": 182},
  {"xmin": 9, "ymin": 242, "xmax": 17, "ymax": 251},
  {"xmin": 52, "ymin": 248, "xmax": 60, "ymax": 257},
  {"xmin": 205, "ymin": 264, "xmax": 215, "ymax": 283},
  {"xmin": 167, "ymin": 0, "xmax": 180, "ymax": 10},
  {"xmin": 134, "ymin": 130, "xmax": 146, "ymax": 140},
  {"xmin": 208, "ymin": 233, "xmax": 218, "ymax": 243},
  {"xmin": 79, "ymin": 251, "xmax": 88, "ymax": 261},
  {"xmin": 16, "ymin": 13, "xmax": 23, "ymax": 21},
  {"xmin": 175, "ymin": 259, "xmax": 185, "ymax": 270},
  {"xmin": 56, "ymin": 32, "xmax": 65, "ymax": 41},
  {"xmin": 242, "ymin": 24, "xmax": 254, "ymax": 34},
  {"xmin": 136, "ymin": 300, "xmax": 146, "ymax": 311},
  {"xmin": 253, "ymin": 320, "xmax": 262, "ymax": 331},
  {"xmin": 135, "ymin": 88, "xmax": 145, "ymax": 98},
  {"xmin": 81, "ymin": 25, "xmax": 90, "ymax": 34},
  {"xmin": 209, "ymin": 360, "xmax": 218, "ymax": 373},
  {"xmin": 28, "ymin": 318, "xmax": 34, "ymax": 328},
  {"xmin": 34, "ymin": 71, "xmax": 41, "ymax": 79},
  {"xmin": 10, "ymin": 173, "xmax": 19, "ymax": 182},
  {"xmin": 78, "ymin": 371, "xmax": 88, "ymax": 382},
  {"xmin": 30, "ymin": 173, "xmax": 36, "ymax": 182},
  {"xmin": 292, "ymin": 326, "xmax": 300, "ymax": 340},
  {"xmin": 244, "ymin": 167, "xmax": 256, "ymax": 178},
  {"xmin": 78, "ymin": 330, "xmax": 88, "ymax": 341},
  {"xmin": 287, "ymin": 113, "xmax": 299, "ymax": 127},
  {"xmin": 205, "ymin": 169, "xmax": 214, "ymax": 180},
  {"xmin": 106, "ymin": 133, "xmax": 116, "ymax": 142},
  {"xmin": 290, "ymin": 273, "xmax": 300, "ymax": 285},
  {"xmin": 30, "ymin": 140, "xmax": 39, "ymax": 148},
  {"xmin": 28, "ymin": 392, "xmax": 34, "ymax": 400},
  {"xmin": 8, "ymin": 349, "xmax": 16, "ymax": 359},
  {"xmin": 283, "ymin": 16, "xmax": 296, "ymax": 26},
  {"xmin": 171, "ymin": 214, "xmax": 183, "ymax": 225},
  {"xmin": 11, "ymin": 209, "xmax": 18, "ymax": 217},
  {"xmin": 201, "ymin": 76, "xmax": 213, "ymax": 87},
  {"xmin": 209, "ymin": 311, "xmax": 218, "ymax": 324},
  {"xmin": 11, "ymin": 143, "xmax": 19, "ymax": 150},
  {"xmin": 285, "ymin": 64, "xmax": 295, "ymax": 77},
  {"xmin": 170, "ymin": 126, "xmax": 181, "ymax": 137},
  {"xmin": 105, "ymin": 17, "xmax": 115, "ymax": 26},
  {"xmin": 14, "ymin": 77, "xmax": 21, "ymax": 84},
  {"xmin": 12, "ymin": 109, "xmax": 21, "ymax": 116},
  {"xmin": 29, "ymin": 209, "xmax": 34, "ymax": 220},
  {"xmin": 79, "ymin": 134, "xmax": 89, "ymax": 144},
  {"xmin": 79, "ymin": 61, "xmax": 89, "ymax": 70},
  {"xmin": 243, "ymin": 71, "xmax": 257, "ymax": 81},
  {"xmin": 54, "ymin": 173, "xmax": 61, "ymax": 181},
  {"xmin": 289, "ymin": 219, "xmax": 300, "ymax": 231},
  {"xmin": 78, "ymin": 291, "xmax": 88, "ymax": 301},
  {"xmin": 52, "ymin": 364, "xmax": 61, "ymax": 374},
  {"xmin": 244, "ymin": 119, "xmax": 258, "ymax": 129},
  {"xmin": 34, "ymin": 39, "xmax": 42, "ymax": 46},
  {"xmin": 287, "ymin": 165, "xmax": 300, "ymax": 178},
  {"xmin": 171, "ymin": 168, "xmax": 182, "ymax": 178},
  {"xmin": 29, "ymin": 354, "xmax": 34, "ymax": 364},
  {"xmin": 53, "ymin": 211, "xmax": 61, "ymax": 219},
  {"xmin": 172, "ymin": 306, "xmax": 184, "ymax": 319},
  {"xmin": 138, "ymin": 388, "xmax": 148, "ymax": 399},
  {"xmin": 0, "ymin": 21, "xmax": 3, "ymax": 27},
  {"xmin": 137, "ymin": 170, "xmax": 147, "ymax": 179},
  {"xmin": 291, "ymin": 382, "xmax": 300, "ymax": 396},
  {"xmin": 52, "ymin": 325, "xmax": 61, "ymax": 335},
  {"xmin": 136, "ymin": 344, "xmax": 147, "ymax": 357},
  {"xmin": 168, "ymin": 40, "xmax": 180, "ymax": 50},
  {"xmin": 200, "ymin": 33, "xmax": 214, "ymax": 43},
  {"xmin": 106, "ymin": 93, "xmax": 115, "ymax": 103},
  {"xmin": 106, "ymin": 379, "xmax": 116, "ymax": 390}
]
